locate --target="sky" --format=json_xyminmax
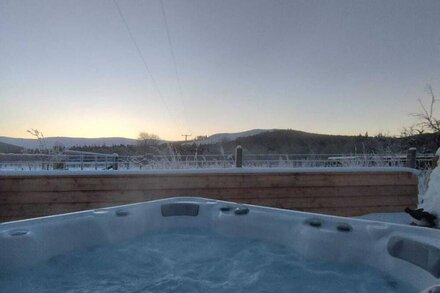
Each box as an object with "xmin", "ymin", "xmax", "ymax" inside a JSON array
[{"xmin": 1, "ymin": 0, "xmax": 439, "ymax": 140}]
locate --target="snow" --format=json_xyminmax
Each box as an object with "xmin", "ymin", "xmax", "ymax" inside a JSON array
[
  {"xmin": 0, "ymin": 130, "xmax": 272, "ymax": 149},
  {"xmin": 0, "ymin": 130, "xmax": 274, "ymax": 149},
  {"xmin": 0, "ymin": 136, "xmax": 137, "ymax": 149},
  {"xmin": 419, "ymin": 164, "xmax": 440, "ymax": 221}
]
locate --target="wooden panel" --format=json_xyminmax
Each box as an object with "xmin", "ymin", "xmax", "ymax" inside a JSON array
[
  {"xmin": 242, "ymin": 195, "xmax": 416, "ymax": 209},
  {"xmin": 0, "ymin": 172, "xmax": 417, "ymax": 192},
  {"xmin": 0, "ymin": 171, "xmax": 419, "ymax": 221},
  {"xmin": 0, "ymin": 195, "xmax": 415, "ymax": 216},
  {"xmin": 0, "ymin": 185, "xmax": 417, "ymax": 204},
  {"xmin": 0, "ymin": 202, "xmax": 128, "ymax": 221},
  {"xmin": 0, "ymin": 186, "xmax": 417, "ymax": 204},
  {"xmin": 0, "ymin": 202, "xmax": 408, "ymax": 221}
]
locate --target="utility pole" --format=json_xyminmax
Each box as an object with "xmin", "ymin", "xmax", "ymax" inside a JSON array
[{"xmin": 181, "ymin": 134, "xmax": 192, "ymax": 141}]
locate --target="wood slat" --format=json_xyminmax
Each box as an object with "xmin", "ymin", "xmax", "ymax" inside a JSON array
[
  {"xmin": 0, "ymin": 202, "xmax": 128, "ymax": 221},
  {"xmin": 241, "ymin": 195, "xmax": 416, "ymax": 209},
  {"xmin": 0, "ymin": 201, "xmax": 408, "ymax": 221},
  {"xmin": 0, "ymin": 185, "xmax": 418, "ymax": 204},
  {"xmin": 0, "ymin": 172, "xmax": 417, "ymax": 192},
  {"xmin": 0, "ymin": 195, "xmax": 416, "ymax": 213}
]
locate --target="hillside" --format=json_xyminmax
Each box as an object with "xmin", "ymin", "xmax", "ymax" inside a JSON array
[
  {"xmin": 237, "ymin": 130, "xmax": 440, "ymax": 154},
  {"xmin": 0, "ymin": 141, "xmax": 23, "ymax": 153},
  {"xmin": 192, "ymin": 129, "xmax": 272, "ymax": 144},
  {"xmin": 3, "ymin": 129, "xmax": 439, "ymax": 155},
  {"xmin": 0, "ymin": 136, "xmax": 137, "ymax": 149},
  {"xmin": 176, "ymin": 130, "xmax": 440, "ymax": 155}
]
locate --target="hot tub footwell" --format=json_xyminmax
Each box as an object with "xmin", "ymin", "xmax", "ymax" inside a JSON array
[{"xmin": 0, "ymin": 228, "xmax": 415, "ymax": 293}]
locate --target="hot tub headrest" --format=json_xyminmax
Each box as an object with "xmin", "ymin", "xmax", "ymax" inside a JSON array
[
  {"xmin": 161, "ymin": 203, "xmax": 199, "ymax": 217},
  {"xmin": 388, "ymin": 236, "xmax": 440, "ymax": 278}
]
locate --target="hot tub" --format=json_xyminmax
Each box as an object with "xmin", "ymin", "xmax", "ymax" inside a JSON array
[{"xmin": 0, "ymin": 197, "xmax": 439, "ymax": 292}]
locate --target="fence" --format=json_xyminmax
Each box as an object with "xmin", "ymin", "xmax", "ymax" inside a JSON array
[
  {"xmin": 0, "ymin": 152, "xmax": 119, "ymax": 171},
  {"xmin": 0, "ymin": 148, "xmax": 435, "ymax": 171}
]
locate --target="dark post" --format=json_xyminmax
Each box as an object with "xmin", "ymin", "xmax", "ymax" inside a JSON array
[
  {"xmin": 235, "ymin": 145, "xmax": 243, "ymax": 168},
  {"xmin": 113, "ymin": 153, "xmax": 119, "ymax": 170},
  {"xmin": 406, "ymin": 147, "xmax": 417, "ymax": 169}
]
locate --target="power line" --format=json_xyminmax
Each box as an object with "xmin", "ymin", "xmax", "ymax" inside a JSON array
[
  {"xmin": 159, "ymin": 0, "xmax": 191, "ymax": 133},
  {"xmin": 112, "ymin": 0, "xmax": 182, "ymax": 133}
]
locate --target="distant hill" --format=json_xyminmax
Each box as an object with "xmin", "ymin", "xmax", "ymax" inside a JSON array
[
  {"xmin": 190, "ymin": 129, "xmax": 272, "ymax": 145},
  {"xmin": 0, "ymin": 130, "xmax": 273, "ymax": 150},
  {"xmin": 0, "ymin": 141, "xmax": 23, "ymax": 153},
  {"xmin": 3, "ymin": 129, "xmax": 439, "ymax": 155},
  {"xmin": 0, "ymin": 136, "xmax": 137, "ymax": 149},
  {"xmin": 176, "ymin": 129, "xmax": 440, "ymax": 155},
  {"xmin": 209, "ymin": 129, "xmax": 440, "ymax": 154}
]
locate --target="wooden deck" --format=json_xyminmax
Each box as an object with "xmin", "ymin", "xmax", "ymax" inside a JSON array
[{"xmin": 0, "ymin": 170, "xmax": 419, "ymax": 222}]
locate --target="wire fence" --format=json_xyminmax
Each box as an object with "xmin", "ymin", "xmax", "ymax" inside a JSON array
[{"xmin": 0, "ymin": 151, "xmax": 435, "ymax": 171}]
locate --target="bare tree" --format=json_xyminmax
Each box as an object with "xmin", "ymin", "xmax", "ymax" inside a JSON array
[
  {"xmin": 137, "ymin": 132, "xmax": 161, "ymax": 155},
  {"xmin": 400, "ymin": 125, "xmax": 425, "ymax": 137},
  {"xmin": 411, "ymin": 85, "xmax": 440, "ymax": 133},
  {"xmin": 138, "ymin": 132, "xmax": 160, "ymax": 145},
  {"xmin": 27, "ymin": 128, "xmax": 48, "ymax": 153}
]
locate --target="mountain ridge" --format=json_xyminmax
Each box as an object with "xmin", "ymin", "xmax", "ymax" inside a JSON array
[
  {"xmin": 1, "ymin": 129, "xmax": 439, "ymax": 155},
  {"xmin": 0, "ymin": 129, "xmax": 274, "ymax": 149},
  {"xmin": 0, "ymin": 136, "xmax": 138, "ymax": 149}
]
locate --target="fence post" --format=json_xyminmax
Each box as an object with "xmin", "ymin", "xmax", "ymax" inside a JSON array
[
  {"xmin": 235, "ymin": 145, "xmax": 243, "ymax": 168},
  {"xmin": 113, "ymin": 153, "xmax": 119, "ymax": 170},
  {"xmin": 80, "ymin": 155, "xmax": 84, "ymax": 171},
  {"xmin": 94, "ymin": 155, "xmax": 98, "ymax": 170},
  {"xmin": 406, "ymin": 147, "xmax": 417, "ymax": 169}
]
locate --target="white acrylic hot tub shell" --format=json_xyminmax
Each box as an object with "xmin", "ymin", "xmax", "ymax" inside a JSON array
[{"xmin": 1, "ymin": 197, "xmax": 439, "ymax": 291}]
